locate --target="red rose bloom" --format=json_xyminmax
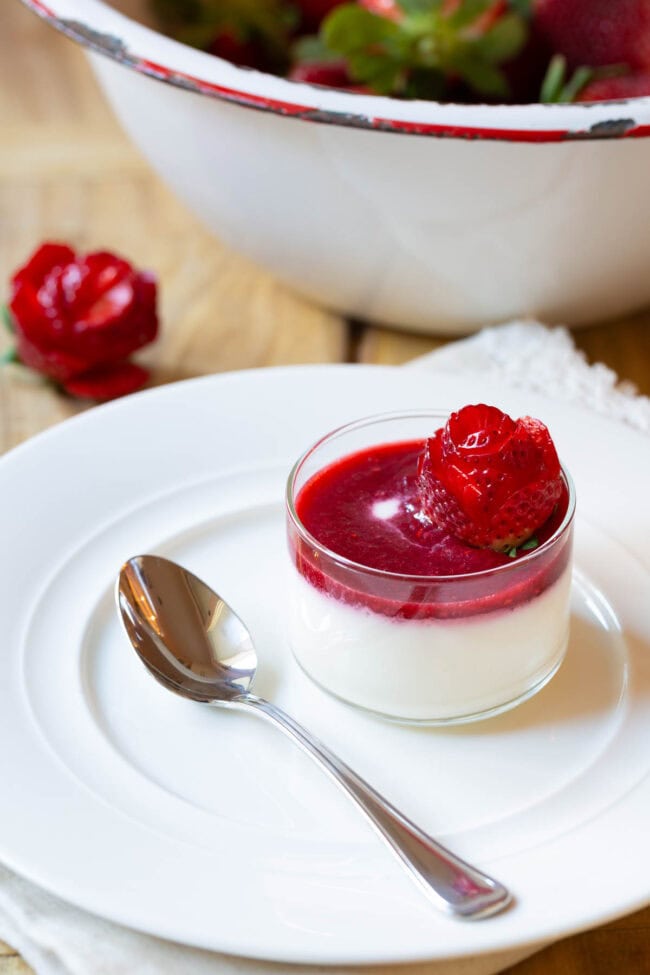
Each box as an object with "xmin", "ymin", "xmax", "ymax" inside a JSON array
[{"xmin": 8, "ymin": 243, "xmax": 158, "ymax": 400}]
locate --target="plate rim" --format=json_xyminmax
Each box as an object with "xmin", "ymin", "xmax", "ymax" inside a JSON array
[{"xmin": 2, "ymin": 362, "xmax": 650, "ymax": 964}]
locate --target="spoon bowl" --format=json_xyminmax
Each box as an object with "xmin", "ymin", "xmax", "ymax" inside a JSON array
[
  {"xmin": 118, "ymin": 555, "xmax": 256, "ymax": 701},
  {"xmin": 117, "ymin": 553, "xmax": 512, "ymax": 920}
]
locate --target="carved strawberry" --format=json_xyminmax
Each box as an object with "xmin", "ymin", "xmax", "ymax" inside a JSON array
[
  {"xmin": 6, "ymin": 242, "xmax": 158, "ymax": 401},
  {"xmin": 418, "ymin": 404, "xmax": 563, "ymax": 553}
]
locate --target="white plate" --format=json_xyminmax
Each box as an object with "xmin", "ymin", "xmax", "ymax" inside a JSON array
[{"xmin": 2, "ymin": 364, "xmax": 650, "ymax": 965}]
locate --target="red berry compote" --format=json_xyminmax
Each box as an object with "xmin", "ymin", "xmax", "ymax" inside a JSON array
[{"xmin": 286, "ymin": 410, "xmax": 575, "ymax": 724}]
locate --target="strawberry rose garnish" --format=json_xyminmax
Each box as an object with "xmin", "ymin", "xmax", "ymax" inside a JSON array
[
  {"xmin": 417, "ymin": 404, "xmax": 563, "ymax": 553},
  {"xmin": 5, "ymin": 242, "xmax": 158, "ymax": 400}
]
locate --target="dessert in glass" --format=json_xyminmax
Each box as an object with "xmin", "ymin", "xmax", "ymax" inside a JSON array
[{"xmin": 286, "ymin": 406, "xmax": 575, "ymax": 724}]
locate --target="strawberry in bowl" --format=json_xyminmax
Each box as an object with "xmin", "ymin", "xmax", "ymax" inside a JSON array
[
  {"xmin": 22, "ymin": 0, "xmax": 650, "ymax": 334},
  {"xmin": 286, "ymin": 406, "xmax": 575, "ymax": 723},
  {"xmin": 534, "ymin": 0, "xmax": 650, "ymax": 102},
  {"xmin": 151, "ymin": 0, "xmax": 650, "ymax": 103}
]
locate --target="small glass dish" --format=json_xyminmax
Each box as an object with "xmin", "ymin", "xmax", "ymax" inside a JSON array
[{"xmin": 286, "ymin": 411, "xmax": 575, "ymax": 725}]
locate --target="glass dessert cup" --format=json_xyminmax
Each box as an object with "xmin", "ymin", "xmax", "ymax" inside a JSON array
[{"xmin": 286, "ymin": 411, "xmax": 575, "ymax": 726}]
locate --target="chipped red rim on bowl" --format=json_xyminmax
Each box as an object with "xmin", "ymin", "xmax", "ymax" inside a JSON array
[
  {"xmin": 286, "ymin": 409, "xmax": 576, "ymax": 584},
  {"xmin": 22, "ymin": 0, "xmax": 650, "ymax": 142}
]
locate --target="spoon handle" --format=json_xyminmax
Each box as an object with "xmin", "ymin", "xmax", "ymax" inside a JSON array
[{"xmin": 232, "ymin": 693, "xmax": 511, "ymax": 919}]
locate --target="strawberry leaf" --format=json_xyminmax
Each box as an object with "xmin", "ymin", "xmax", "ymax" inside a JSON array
[
  {"xmin": 446, "ymin": 0, "xmax": 499, "ymax": 29},
  {"xmin": 153, "ymin": 0, "xmax": 297, "ymax": 55},
  {"xmin": 540, "ymin": 53, "xmax": 567, "ymax": 103},
  {"xmin": 0, "ymin": 346, "xmax": 18, "ymax": 365},
  {"xmin": 292, "ymin": 34, "xmax": 342, "ymax": 64},
  {"xmin": 520, "ymin": 536, "xmax": 539, "ymax": 551},
  {"xmin": 2, "ymin": 305, "xmax": 15, "ymax": 334},
  {"xmin": 507, "ymin": 0, "xmax": 532, "ymax": 15},
  {"xmin": 453, "ymin": 57, "xmax": 509, "ymax": 96},
  {"xmin": 507, "ymin": 536, "xmax": 540, "ymax": 558},
  {"xmin": 322, "ymin": 6, "xmax": 407, "ymax": 92},
  {"xmin": 404, "ymin": 67, "xmax": 447, "ymax": 99},
  {"xmin": 479, "ymin": 13, "xmax": 527, "ymax": 64},
  {"xmin": 398, "ymin": 0, "xmax": 444, "ymax": 12},
  {"xmin": 323, "ymin": 6, "xmax": 403, "ymax": 55},
  {"xmin": 541, "ymin": 54, "xmax": 593, "ymax": 103},
  {"xmin": 320, "ymin": 0, "xmax": 528, "ymax": 100},
  {"xmin": 560, "ymin": 66, "xmax": 593, "ymax": 102}
]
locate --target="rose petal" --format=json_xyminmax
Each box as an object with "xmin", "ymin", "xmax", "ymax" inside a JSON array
[
  {"xmin": 10, "ymin": 243, "xmax": 76, "ymax": 294},
  {"xmin": 77, "ymin": 279, "xmax": 136, "ymax": 330},
  {"xmin": 8, "ymin": 245, "xmax": 158, "ymax": 380},
  {"xmin": 75, "ymin": 252, "xmax": 132, "ymax": 311},
  {"xmin": 62, "ymin": 361, "xmax": 150, "ymax": 400},
  {"xmin": 56, "ymin": 260, "xmax": 88, "ymax": 317},
  {"xmin": 15, "ymin": 329, "xmax": 90, "ymax": 382},
  {"xmin": 9, "ymin": 283, "xmax": 67, "ymax": 348},
  {"xmin": 61, "ymin": 270, "xmax": 157, "ymax": 365}
]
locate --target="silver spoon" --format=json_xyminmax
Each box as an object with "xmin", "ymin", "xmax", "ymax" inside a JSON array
[{"xmin": 116, "ymin": 554, "xmax": 511, "ymax": 920}]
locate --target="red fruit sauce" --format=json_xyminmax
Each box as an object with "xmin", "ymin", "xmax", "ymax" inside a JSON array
[{"xmin": 289, "ymin": 439, "xmax": 572, "ymax": 620}]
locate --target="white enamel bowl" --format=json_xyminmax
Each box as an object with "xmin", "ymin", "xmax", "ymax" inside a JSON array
[{"xmin": 22, "ymin": 0, "xmax": 650, "ymax": 334}]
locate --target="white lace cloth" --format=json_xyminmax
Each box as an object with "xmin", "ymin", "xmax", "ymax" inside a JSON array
[
  {"xmin": 1, "ymin": 321, "xmax": 648, "ymax": 975},
  {"xmin": 409, "ymin": 321, "xmax": 650, "ymax": 434}
]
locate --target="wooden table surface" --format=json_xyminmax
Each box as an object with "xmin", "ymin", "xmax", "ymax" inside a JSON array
[{"xmin": 2, "ymin": 3, "xmax": 650, "ymax": 972}]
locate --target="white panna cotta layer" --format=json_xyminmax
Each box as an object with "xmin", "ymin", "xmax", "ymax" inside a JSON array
[{"xmin": 289, "ymin": 566, "xmax": 573, "ymax": 723}]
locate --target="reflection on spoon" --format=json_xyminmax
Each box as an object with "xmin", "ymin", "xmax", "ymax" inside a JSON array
[{"xmin": 116, "ymin": 554, "xmax": 512, "ymax": 920}]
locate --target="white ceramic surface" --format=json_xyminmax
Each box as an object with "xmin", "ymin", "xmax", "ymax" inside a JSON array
[
  {"xmin": 21, "ymin": 0, "xmax": 650, "ymax": 333},
  {"xmin": 1, "ymin": 364, "xmax": 650, "ymax": 965}
]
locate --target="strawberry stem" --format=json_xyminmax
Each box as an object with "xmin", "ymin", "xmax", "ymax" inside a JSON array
[{"xmin": 540, "ymin": 54, "xmax": 593, "ymax": 103}]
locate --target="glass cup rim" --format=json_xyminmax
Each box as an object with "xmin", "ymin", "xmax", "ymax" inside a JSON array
[{"xmin": 285, "ymin": 409, "xmax": 576, "ymax": 584}]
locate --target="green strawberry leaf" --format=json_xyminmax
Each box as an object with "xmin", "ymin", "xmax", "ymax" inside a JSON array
[
  {"xmin": 478, "ymin": 13, "xmax": 527, "ymax": 64},
  {"xmin": 507, "ymin": 536, "xmax": 539, "ymax": 558},
  {"xmin": 559, "ymin": 65, "xmax": 593, "ymax": 102},
  {"xmin": 153, "ymin": 0, "xmax": 297, "ymax": 53},
  {"xmin": 446, "ymin": 0, "xmax": 499, "ymax": 29},
  {"xmin": 320, "ymin": 0, "xmax": 528, "ymax": 99},
  {"xmin": 541, "ymin": 55, "xmax": 594, "ymax": 103},
  {"xmin": 398, "ymin": 0, "xmax": 444, "ymax": 13},
  {"xmin": 403, "ymin": 67, "xmax": 447, "ymax": 100},
  {"xmin": 453, "ymin": 57, "xmax": 509, "ymax": 97},
  {"xmin": 0, "ymin": 346, "xmax": 18, "ymax": 365},
  {"xmin": 292, "ymin": 34, "xmax": 342, "ymax": 64},
  {"xmin": 323, "ymin": 6, "xmax": 403, "ymax": 56},
  {"xmin": 540, "ymin": 54, "xmax": 567, "ymax": 103},
  {"xmin": 508, "ymin": 0, "xmax": 533, "ymax": 16},
  {"xmin": 322, "ymin": 6, "xmax": 407, "ymax": 91},
  {"xmin": 520, "ymin": 536, "xmax": 540, "ymax": 551},
  {"xmin": 2, "ymin": 305, "xmax": 15, "ymax": 334}
]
